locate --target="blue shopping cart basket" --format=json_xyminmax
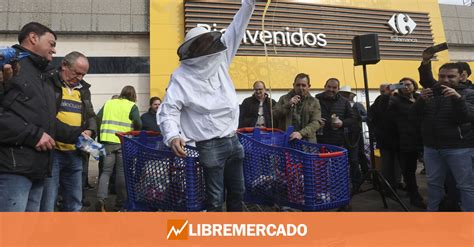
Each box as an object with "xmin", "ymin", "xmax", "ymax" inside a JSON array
[
  {"xmin": 116, "ymin": 131, "xmax": 205, "ymax": 212},
  {"xmin": 238, "ymin": 128, "xmax": 350, "ymax": 211}
]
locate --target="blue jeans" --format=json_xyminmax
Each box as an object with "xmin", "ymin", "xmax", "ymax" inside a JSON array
[
  {"xmin": 0, "ymin": 174, "xmax": 44, "ymax": 212},
  {"xmin": 196, "ymin": 135, "xmax": 245, "ymax": 212},
  {"xmin": 424, "ymin": 147, "xmax": 474, "ymax": 212},
  {"xmin": 40, "ymin": 151, "xmax": 83, "ymax": 212}
]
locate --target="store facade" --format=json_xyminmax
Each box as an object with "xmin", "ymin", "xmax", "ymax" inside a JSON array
[{"xmin": 151, "ymin": 0, "xmax": 449, "ymax": 100}]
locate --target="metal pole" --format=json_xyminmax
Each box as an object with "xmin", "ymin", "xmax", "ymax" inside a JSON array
[{"xmin": 362, "ymin": 64, "xmax": 376, "ymax": 168}]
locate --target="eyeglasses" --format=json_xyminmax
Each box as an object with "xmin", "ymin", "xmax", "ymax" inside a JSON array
[
  {"xmin": 254, "ymin": 88, "xmax": 264, "ymax": 91},
  {"xmin": 68, "ymin": 67, "xmax": 86, "ymax": 78}
]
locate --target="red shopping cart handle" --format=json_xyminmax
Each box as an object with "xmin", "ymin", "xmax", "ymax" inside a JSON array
[
  {"xmin": 115, "ymin": 131, "xmax": 161, "ymax": 142},
  {"xmin": 237, "ymin": 127, "xmax": 283, "ymax": 133},
  {"xmin": 318, "ymin": 151, "xmax": 344, "ymax": 158},
  {"xmin": 116, "ymin": 131, "xmax": 160, "ymax": 137}
]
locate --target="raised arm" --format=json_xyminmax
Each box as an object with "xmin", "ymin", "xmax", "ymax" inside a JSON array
[{"xmin": 223, "ymin": 0, "xmax": 256, "ymax": 65}]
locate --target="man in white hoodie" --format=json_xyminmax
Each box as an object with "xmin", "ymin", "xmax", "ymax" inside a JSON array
[{"xmin": 159, "ymin": 0, "xmax": 256, "ymax": 211}]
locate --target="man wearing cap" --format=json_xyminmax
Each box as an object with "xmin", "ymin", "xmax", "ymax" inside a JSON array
[
  {"xmin": 339, "ymin": 85, "xmax": 369, "ymax": 180},
  {"xmin": 159, "ymin": 0, "xmax": 256, "ymax": 212}
]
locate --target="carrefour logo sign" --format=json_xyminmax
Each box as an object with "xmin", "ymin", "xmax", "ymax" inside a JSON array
[{"xmin": 388, "ymin": 13, "xmax": 417, "ymax": 35}]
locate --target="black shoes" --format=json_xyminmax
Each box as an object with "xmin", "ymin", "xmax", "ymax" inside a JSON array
[
  {"xmin": 82, "ymin": 200, "xmax": 91, "ymax": 207},
  {"xmin": 84, "ymin": 184, "xmax": 95, "ymax": 190},
  {"xmin": 95, "ymin": 200, "xmax": 107, "ymax": 212},
  {"xmin": 409, "ymin": 192, "xmax": 427, "ymax": 209},
  {"xmin": 397, "ymin": 183, "xmax": 407, "ymax": 191}
]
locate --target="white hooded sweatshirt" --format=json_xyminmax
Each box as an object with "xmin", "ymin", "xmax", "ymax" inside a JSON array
[{"xmin": 159, "ymin": 0, "xmax": 256, "ymax": 145}]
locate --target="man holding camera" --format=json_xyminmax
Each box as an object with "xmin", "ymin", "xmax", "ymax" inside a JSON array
[
  {"xmin": 414, "ymin": 63, "xmax": 474, "ymax": 211},
  {"xmin": 419, "ymin": 47, "xmax": 472, "ymax": 89}
]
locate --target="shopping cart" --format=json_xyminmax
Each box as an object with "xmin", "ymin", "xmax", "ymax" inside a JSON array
[
  {"xmin": 238, "ymin": 128, "xmax": 350, "ymax": 211},
  {"xmin": 116, "ymin": 131, "xmax": 206, "ymax": 212}
]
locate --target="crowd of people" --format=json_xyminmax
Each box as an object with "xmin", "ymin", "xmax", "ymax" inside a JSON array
[
  {"xmin": 1, "ymin": 0, "xmax": 473, "ymax": 213},
  {"xmin": 0, "ymin": 22, "xmax": 162, "ymax": 212}
]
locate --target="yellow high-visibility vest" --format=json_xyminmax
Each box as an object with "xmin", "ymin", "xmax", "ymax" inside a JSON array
[{"xmin": 100, "ymin": 98, "xmax": 135, "ymax": 143}]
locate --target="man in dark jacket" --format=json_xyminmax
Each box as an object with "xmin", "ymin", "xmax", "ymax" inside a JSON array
[
  {"xmin": 414, "ymin": 62, "xmax": 474, "ymax": 212},
  {"xmin": 0, "ymin": 22, "xmax": 58, "ymax": 212},
  {"xmin": 316, "ymin": 78, "xmax": 358, "ymax": 189},
  {"xmin": 141, "ymin": 96, "xmax": 161, "ymax": 132},
  {"xmin": 419, "ymin": 50, "xmax": 472, "ymax": 89},
  {"xmin": 40, "ymin": 52, "xmax": 97, "ymax": 212},
  {"xmin": 368, "ymin": 85, "xmax": 401, "ymax": 192},
  {"xmin": 339, "ymin": 85, "xmax": 370, "ymax": 180},
  {"xmin": 385, "ymin": 78, "xmax": 426, "ymax": 208},
  {"xmin": 239, "ymin": 81, "xmax": 276, "ymax": 128},
  {"xmin": 419, "ymin": 54, "xmax": 472, "ymax": 211}
]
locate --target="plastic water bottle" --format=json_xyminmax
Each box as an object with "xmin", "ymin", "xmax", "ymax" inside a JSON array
[
  {"xmin": 76, "ymin": 135, "xmax": 106, "ymax": 160},
  {"xmin": 0, "ymin": 47, "xmax": 30, "ymax": 67}
]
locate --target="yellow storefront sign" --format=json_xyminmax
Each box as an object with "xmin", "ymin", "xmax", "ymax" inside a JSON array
[{"xmin": 150, "ymin": 0, "xmax": 450, "ymax": 98}]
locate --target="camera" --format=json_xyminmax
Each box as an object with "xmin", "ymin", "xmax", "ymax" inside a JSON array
[
  {"xmin": 431, "ymin": 86, "xmax": 443, "ymax": 97},
  {"xmin": 389, "ymin": 82, "xmax": 405, "ymax": 91},
  {"xmin": 424, "ymin": 42, "xmax": 448, "ymax": 55}
]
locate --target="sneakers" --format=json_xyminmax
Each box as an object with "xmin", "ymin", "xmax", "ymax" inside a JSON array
[{"xmin": 95, "ymin": 200, "xmax": 107, "ymax": 212}]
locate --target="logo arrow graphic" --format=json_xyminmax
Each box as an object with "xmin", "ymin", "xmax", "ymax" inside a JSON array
[{"xmin": 167, "ymin": 220, "xmax": 189, "ymax": 240}]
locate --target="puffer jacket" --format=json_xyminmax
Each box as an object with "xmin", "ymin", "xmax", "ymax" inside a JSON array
[
  {"xmin": 387, "ymin": 93, "xmax": 423, "ymax": 152},
  {"xmin": 413, "ymin": 84, "xmax": 474, "ymax": 149},
  {"xmin": 316, "ymin": 92, "xmax": 356, "ymax": 146},
  {"xmin": 368, "ymin": 94, "xmax": 399, "ymax": 150},
  {"xmin": 0, "ymin": 45, "xmax": 57, "ymax": 179}
]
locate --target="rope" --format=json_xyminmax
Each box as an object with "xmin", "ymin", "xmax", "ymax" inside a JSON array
[{"xmin": 261, "ymin": 0, "xmax": 275, "ymax": 133}]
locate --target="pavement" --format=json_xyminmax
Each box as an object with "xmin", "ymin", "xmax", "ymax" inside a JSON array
[{"xmin": 80, "ymin": 160, "xmax": 429, "ymax": 212}]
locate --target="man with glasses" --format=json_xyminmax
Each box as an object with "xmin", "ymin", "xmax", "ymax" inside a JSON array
[
  {"xmin": 273, "ymin": 73, "xmax": 322, "ymax": 143},
  {"xmin": 40, "ymin": 51, "xmax": 97, "ymax": 212},
  {"xmin": 415, "ymin": 63, "xmax": 474, "ymax": 211},
  {"xmin": 239, "ymin": 81, "xmax": 276, "ymax": 128}
]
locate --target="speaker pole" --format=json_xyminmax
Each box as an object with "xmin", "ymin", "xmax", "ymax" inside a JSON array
[
  {"xmin": 362, "ymin": 65, "xmax": 375, "ymax": 169},
  {"xmin": 357, "ymin": 64, "xmax": 409, "ymax": 211}
]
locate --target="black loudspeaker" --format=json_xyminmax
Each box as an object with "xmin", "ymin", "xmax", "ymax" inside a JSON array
[{"xmin": 352, "ymin": 34, "xmax": 380, "ymax": 66}]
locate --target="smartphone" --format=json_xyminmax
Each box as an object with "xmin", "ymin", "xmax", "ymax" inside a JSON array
[
  {"xmin": 424, "ymin": 42, "xmax": 448, "ymax": 55},
  {"xmin": 389, "ymin": 82, "xmax": 405, "ymax": 91},
  {"xmin": 431, "ymin": 86, "xmax": 443, "ymax": 97}
]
